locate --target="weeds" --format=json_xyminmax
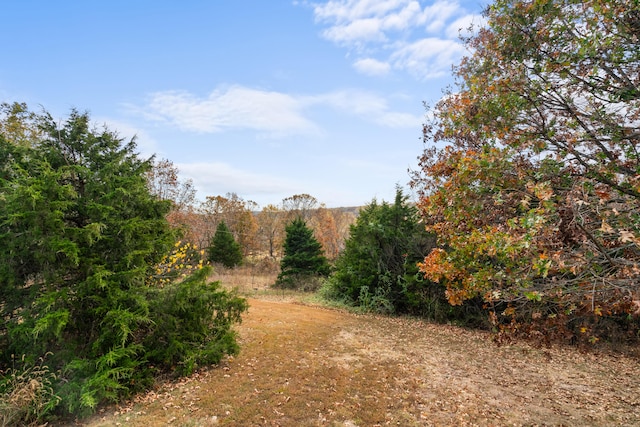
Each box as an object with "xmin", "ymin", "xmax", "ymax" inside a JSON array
[{"xmin": 0, "ymin": 355, "xmax": 60, "ymax": 427}]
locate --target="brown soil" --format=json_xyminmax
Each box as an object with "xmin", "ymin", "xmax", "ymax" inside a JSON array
[{"xmin": 83, "ymin": 297, "xmax": 640, "ymax": 427}]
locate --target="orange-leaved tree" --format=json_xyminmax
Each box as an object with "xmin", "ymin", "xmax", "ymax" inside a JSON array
[
  {"xmin": 256, "ymin": 204, "xmax": 285, "ymax": 259},
  {"xmin": 200, "ymin": 193, "xmax": 258, "ymax": 256},
  {"xmin": 309, "ymin": 206, "xmax": 342, "ymax": 261},
  {"xmin": 412, "ymin": 0, "xmax": 640, "ymax": 344}
]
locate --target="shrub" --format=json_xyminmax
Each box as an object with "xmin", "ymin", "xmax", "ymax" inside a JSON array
[{"xmin": 143, "ymin": 266, "xmax": 248, "ymax": 376}]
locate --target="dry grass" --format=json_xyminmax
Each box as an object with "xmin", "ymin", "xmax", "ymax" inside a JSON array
[
  {"xmin": 1, "ymin": 358, "xmax": 60, "ymax": 427},
  {"xmin": 210, "ymin": 263, "xmax": 279, "ymax": 293},
  {"xmin": 209, "ymin": 263, "xmax": 316, "ymax": 303},
  {"xmin": 72, "ymin": 270, "xmax": 640, "ymax": 426}
]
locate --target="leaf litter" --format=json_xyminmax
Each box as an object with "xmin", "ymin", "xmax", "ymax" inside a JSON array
[{"xmin": 80, "ymin": 297, "xmax": 640, "ymax": 426}]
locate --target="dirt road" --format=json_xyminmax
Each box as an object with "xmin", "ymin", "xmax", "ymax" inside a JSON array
[{"xmin": 87, "ymin": 298, "xmax": 640, "ymax": 426}]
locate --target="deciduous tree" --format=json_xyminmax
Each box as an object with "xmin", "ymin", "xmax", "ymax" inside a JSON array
[
  {"xmin": 200, "ymin": 193, "xmax": 258, "ymax": 256},
  {"xmin": 146, "ymin": 157, "xmax": 196, "ymax": 211},
  {"xmin": 256, "ymin": 204, "xmax": 285, "ymax": 258},
  {"xmin": 282, "ymin": 193, "xmax": 318, "ymax": 222},
  {"xmin": 146, "ymin": 158, "xmax": 200, "ymax": 248},
  {"xmin": 412, "ymin": 0, "xmax": 640, "ymax": 343},
  {"xmin": 309, "ymin": 206, "xmax": 341, "ymax": 261}
]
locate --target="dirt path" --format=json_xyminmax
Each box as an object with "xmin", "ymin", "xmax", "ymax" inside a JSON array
[{"xmin": 86, "ymin": 298, "xmax": 640, "ymax": 426}]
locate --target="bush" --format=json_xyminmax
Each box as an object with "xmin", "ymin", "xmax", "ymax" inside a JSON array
[{"xmin": 143, "ymin": 266, "xmax": 248, "ymax": 376}]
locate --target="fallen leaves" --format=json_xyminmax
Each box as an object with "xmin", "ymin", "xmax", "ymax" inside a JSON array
[{"xmin": 83, "ymin": 297, "xmax": 640, "ymax": 427}]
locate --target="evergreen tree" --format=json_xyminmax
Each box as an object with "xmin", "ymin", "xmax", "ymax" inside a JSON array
[
  {"xmin": 323, "ymin": 188, "xmax": 437, "ymax": 314},
  {"xmin": 275, "ymin": 217, "xmax": 330, "ymax": 290},
  {"xmin": 207, "ymin": 221, "xmax": 243, "ymax": 268},
  {"xmin": 0, "ymin": 107, "xmax": 247, "ymax": 421}
]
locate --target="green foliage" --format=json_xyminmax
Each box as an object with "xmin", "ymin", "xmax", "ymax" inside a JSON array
[
  {"xmin": 0, "ymin": 105, "xmax": 248, "ymax": 420},
  {"xmin": 207, "ymin": 221, "xmax": 243, "ymax": 268},
  {"xmin": 275, "ymin": 217, "xmax": 330, "ymax": 290},
  {"xmin": 0, "ymin": 102, "xmax": 40, "ymax": 147},
  {"xmin": 323, "ymin": 188, "xmax": 442, "ymax": 315},
  {"xmin": 143, "ymin": 266, "xmax": 248, "ymax": 375}
]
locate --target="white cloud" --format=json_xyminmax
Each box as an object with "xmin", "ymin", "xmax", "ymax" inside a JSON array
[
  {"xmin": 138, "ymin": 85, "xmax": 421, "ymax": 133},
  {"xmin": 142, "ymin": 86, "xmax": 317, "ymax": 135},
  {"xmin": 176, "ymin": 159, "xmax": 391, "ymax": 208},
  {"xmin": 382, "ymin": 1, "xmax": 423, "ymax": 30},
  {"xmin": 353, "ymin": 57, "xmax": 391, "ymax": 76},
  {"xmin": 338, "ymin": 157, "xmax": 400, "ymax": 177},
  {"xmin": 305, "ymin": 89, "xmax": 422, "ymax": 128},
  {"xmin": 314, "ymin": 0, "xmax": 412, "ymax": 23},
  {"xmin": 322, "ymin": 17, "xmax": 386, "ymax": 45},
  {"xmin": 377, "ymin": 110, "xmax": 422, "ymax": 127},
  {"xmin": 445, "ymin": 13, "xmax": 486, "ymax": 39},
  {"xmin": 420, "ymin": 0, "xmax": 460, "ymax": 33},
  {"xmin": 390, "ymin": 37, "xmax": 466, "ymax": 79},
  {"xmin": 93, "ymin": 117, "xmax": 160, "ymax": 159},
  {"xmin": 309, "ymin": 0, "xmax": 484, "ymax": 79},
  {"xmin": 311, "ymin": 89, "xmax": 388, "ymax": 114},
  {"xmin": 315, "ymin": 0, "xmax": 424, "ymax": 45}
]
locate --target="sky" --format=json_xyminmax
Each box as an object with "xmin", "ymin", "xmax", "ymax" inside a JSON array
[{"xmin": 1, "ymin": 0, "xmax": 487, "ymax": 208}]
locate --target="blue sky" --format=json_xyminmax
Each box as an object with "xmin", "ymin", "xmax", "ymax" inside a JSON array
[{"xmin": 1, "ymin": 0, "xmax": 486, "ymax": 208}]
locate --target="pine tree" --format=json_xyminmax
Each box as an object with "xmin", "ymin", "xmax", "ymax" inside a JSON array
[
  {"xmin": 275, "ymin": 217, "xmax": 330, "ymax": 290},
  {"xmin": 207, "ymin": 221, "xmax": 243, "ymax": 268}
]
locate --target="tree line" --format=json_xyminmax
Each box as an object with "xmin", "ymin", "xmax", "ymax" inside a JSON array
[{"xmin": 146, "ymin": 161, "xmax": 357, "ymax": 265}]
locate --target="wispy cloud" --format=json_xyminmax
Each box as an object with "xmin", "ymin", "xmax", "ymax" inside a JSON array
[
  {"xmin": 421, "ymin": 0, "xmax": 460, "ymax": 32},
  {"xmin": 140, "ymin": 86, "xmax": 316, "ymax": 135},
  {"xmin": 314, "ymin": 0, "xmax": 423, "ymax": 45},
  {"xmin": 93, "ymin": 117, "xmax": 160, "ymax": 159},
  {"xmin": 308, "ymin": 0, "xmax": 485, "ymax": 79},
  {"xmin": 305, "ymin": 89, "xmax": 422, "ymax": 127},
  {"xmin": 390, "ymin": 37, "xmax": 466, "ymax": 79},
  {"xmin": 321, "ymin": 17, "xmax": 388, "ymax": 46},
  {"xmin": 177, "ymin": 159, "xmax": 393, "ymax": 208},
  {"xmin": 353, "ymin": 57, "xmax": 391, "ymax": 76},
  {"xmin": 445, "ymin": 13, "xmax": 483, "ymax": 38},
  {"xmin": 135, "ymin": 85, "xmax": 422, "ymax": 134}
]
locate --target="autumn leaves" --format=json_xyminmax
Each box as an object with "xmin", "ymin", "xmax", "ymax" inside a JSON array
[{"xmin": 412, "ymin": 0, "xmax": 640, "ymax": 344}]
